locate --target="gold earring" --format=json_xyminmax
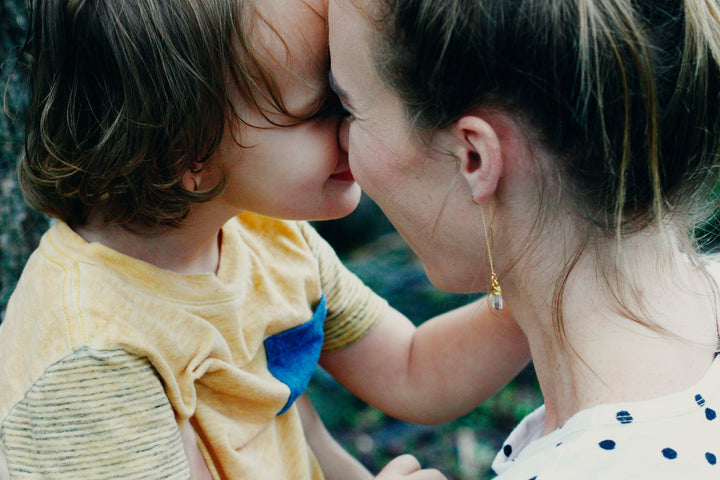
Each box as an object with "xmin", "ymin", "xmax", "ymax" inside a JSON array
[{"xmin": 473, "ymin": 196, "xmax": 503, "ymax": 310}]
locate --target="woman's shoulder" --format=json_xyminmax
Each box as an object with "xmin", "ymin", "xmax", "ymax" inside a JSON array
[
  {"xmin": 494, "ymin": 381, "xmax": 720, "ymax": 480},
  {"xmin": 494, "ymin": 424, "xmax": 720, "ymax": 480},
  {"xmin": 703, "ymin": 255, "xmax": 720, "ymax": 279}
]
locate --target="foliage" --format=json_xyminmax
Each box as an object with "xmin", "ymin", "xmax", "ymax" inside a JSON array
[{"xmin": 0, "ymin": 0, "xmax": 50, "ymax": 319}]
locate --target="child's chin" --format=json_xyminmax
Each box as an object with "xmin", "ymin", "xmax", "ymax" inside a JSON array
[{"xmin": 317, "ymin": 187, "xmax": 362, "ymax": 221}]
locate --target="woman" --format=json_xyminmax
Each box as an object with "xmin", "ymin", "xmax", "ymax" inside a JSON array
[{"xmin": 327, "ymin": 0, "xmax": 720, "ymax": 478}]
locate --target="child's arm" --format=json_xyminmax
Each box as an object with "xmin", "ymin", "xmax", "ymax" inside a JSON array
[
  {"xmin": 296, "ymin": 393, "xmax": 373, "ymax": 480},
  {"xmin": 0, "ymin": 447, "xmax": 9, "ymax": 480},
  {"xmin": 297, "ymin": 395, "xmax": 446, "ymax": 480},
  {"xmin": 181, "ymin": 420, "xmax": 213, "ymax": 480},
  {"xmin": 0, "ymin": 350, "xmax": 195, "ymax": 479},
  {"xmin": 320, "ymin": 299, "xmax": 530, "ymax": 424},
  {"xmin": 303, "ymin": 222, "xmax": 528, "ymax": 424},
  {"xmin": 374, "ymin": 455, "xmax": 447, "ymax": 480}
]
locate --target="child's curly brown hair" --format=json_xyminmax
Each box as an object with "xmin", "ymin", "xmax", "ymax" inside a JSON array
[{"xmin": 18, "ymin": 0, "xmax": 303, "ymax": 227}]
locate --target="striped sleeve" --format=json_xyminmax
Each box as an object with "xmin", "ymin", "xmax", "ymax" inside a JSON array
[
  {"xmin": 0, "ymin": 349, "xmax": 190, "ymax": 480},
  {"xmin": 299, "ymin": 222, "xmax": 388, "ymax": 351}
]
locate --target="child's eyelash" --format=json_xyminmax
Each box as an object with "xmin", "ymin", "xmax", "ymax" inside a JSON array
[{"xmin": 310, "ymin": 94, "xmax": 349, "ymax": 120}]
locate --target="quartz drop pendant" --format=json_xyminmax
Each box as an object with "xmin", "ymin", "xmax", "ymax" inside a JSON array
[
  {"xmin": 491, "ymin": 293, "xmax": 504, "ymax": 311},
  {"xmin": 489, "ymin": 273, "xmax": 503, "ymax": 311}
]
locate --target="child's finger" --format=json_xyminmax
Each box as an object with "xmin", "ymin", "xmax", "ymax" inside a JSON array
[
  {"xmin": 376, "ymin": 454, "xmax": 447, "ymax": 480},
  {"xmin": 406, "ymin": 469, "xmax": 446, "ymax": 480},
  {"xmin": 381, "ymin": 454, "xmax": 422, "ymax": 474}
]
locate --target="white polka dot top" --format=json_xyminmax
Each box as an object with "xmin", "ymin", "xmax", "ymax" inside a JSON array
[{"xmin": 491, "ymin": 354, "xmax": 720, "ymax": 479}]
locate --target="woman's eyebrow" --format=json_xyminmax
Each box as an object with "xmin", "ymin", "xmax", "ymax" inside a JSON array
[{"xmin": 328, "ymin": 70, "xmax": 349, "ymax": 102}]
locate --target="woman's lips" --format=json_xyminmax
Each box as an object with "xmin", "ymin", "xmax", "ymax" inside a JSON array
[{"xmin": 329, "ymin": 169, "xmax": 355, "ymax": 181}]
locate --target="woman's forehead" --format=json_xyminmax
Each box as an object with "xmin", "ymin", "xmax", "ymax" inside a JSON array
[{"xmin": 328, "ymin": 0, "xmax": 379, "ymax": 107}]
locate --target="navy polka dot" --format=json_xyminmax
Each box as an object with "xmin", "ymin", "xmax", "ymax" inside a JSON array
[
  {"xmin": 616, "ymin": 410, "xmax": 633, "ymax": 424},
  {"xmin": 599, "ymin": 440, "xmax": 616, "ymax": 450},
  {"xmin": 529, "ymin": 477, "xmax": 537, "ymax": 480},
  {"xmin": 706, "ymin": 408, "xmax": 717, "ymax": 420},
  {"xmin": 696, "ymin": 394, "xmax": 706, "ymax": 407},
  {"xmin": 503, "ymin": 444, "xmax": 513, "ymax": 457},
  {"xmin": 707, "ymin": 452, "xmax": 717, "ymax": 465},
  {"xmin": 662, "ymin": 448, "xmax": 678, "ymax": 460},
  {"xmin": 555, "ymin": 442, "xmax": 563, "ymax": 447}
]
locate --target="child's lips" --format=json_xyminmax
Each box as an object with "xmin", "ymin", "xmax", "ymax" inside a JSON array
[{"xmin": 329, "ymin": 168, "xmax": 355, "ymax": 182}]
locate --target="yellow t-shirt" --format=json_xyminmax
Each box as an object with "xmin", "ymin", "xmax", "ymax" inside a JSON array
[{"xmin": 0, "ymin": 213, "xmax": 386, "ymax": 479}]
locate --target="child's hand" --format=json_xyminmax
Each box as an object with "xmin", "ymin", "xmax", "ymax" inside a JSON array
[
  {"xmin": 181, "ymin": 419, "xmax": 213, "ymax": 480},
  {"xmin": 375, "ymin": 455, "xmax": 446, "ymax": 480},
  {"xmin": 0, "ymin": 447, "xmax": 9, "ymax": 480}
]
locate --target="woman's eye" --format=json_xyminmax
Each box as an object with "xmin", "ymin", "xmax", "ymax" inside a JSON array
[{"xmin": 338, "ymin": 101, "xmax": 353, "ymax": 119}]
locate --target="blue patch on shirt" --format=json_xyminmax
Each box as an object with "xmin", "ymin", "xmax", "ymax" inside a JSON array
[{"xmin": 264, "ymin": 295, "xmax": 326, "ymax": 415}]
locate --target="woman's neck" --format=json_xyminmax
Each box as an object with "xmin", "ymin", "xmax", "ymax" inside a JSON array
[{"xmin": 506, "ymin": 238, "xmax": 719, "ymax": 435}]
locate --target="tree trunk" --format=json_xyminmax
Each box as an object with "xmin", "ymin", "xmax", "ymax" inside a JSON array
[{"xmin": 0, "ymin": 0, "xmax": 48, "ymax": 321}]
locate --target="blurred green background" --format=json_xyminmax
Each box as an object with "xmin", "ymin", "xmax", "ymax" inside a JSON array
[{"xmin": 0, "ymin": 1, "xmax": 541, "ymax": 478}]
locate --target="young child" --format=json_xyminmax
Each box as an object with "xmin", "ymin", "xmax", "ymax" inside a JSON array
[{"xmin": 0, "ymin": 0, "xmax": 530, "ymax": 478}]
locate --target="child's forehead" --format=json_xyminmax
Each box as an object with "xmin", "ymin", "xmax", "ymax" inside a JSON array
[
  {"xmin": 255, "ymin": 0, "xmax": 329, "ymax": 81},
  {"xmin": 243, "ymin": 0, "xmax": 330, "ymax": 117},
  {"xmin": 255, "ymin": 0, "xmax": 328, "ymax": 54}
]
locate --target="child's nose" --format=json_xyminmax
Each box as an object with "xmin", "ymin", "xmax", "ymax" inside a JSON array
[{"xmin": 338, "ymin": 117, "xmax": 350, "ymax": 153}]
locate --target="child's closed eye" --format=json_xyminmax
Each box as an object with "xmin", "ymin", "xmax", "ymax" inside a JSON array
[{"xmin": 308, "ymin": 93, "xmax": 349, "ymax": 121}]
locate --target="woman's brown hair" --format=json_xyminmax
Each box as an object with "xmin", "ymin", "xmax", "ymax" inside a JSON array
[{"xmin": 368, "ymin": 0, "xmax": 720, "ymax": 340}]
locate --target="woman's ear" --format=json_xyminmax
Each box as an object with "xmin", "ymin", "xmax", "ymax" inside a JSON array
[{"xmin": 452, "ymin": 115, "xmax": 502, "ymax": 204}]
